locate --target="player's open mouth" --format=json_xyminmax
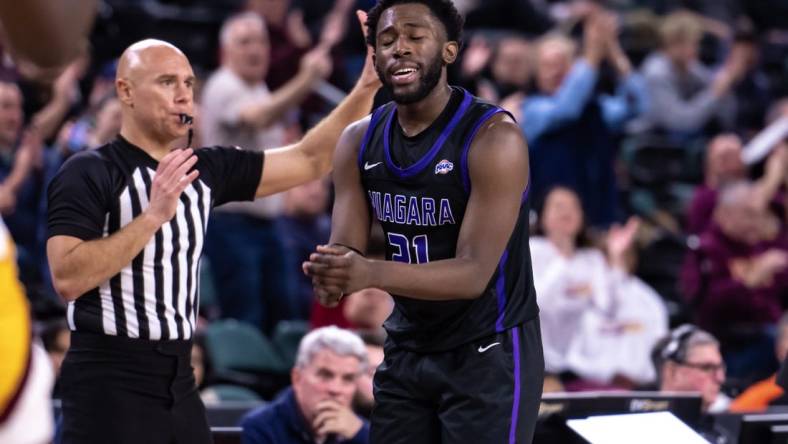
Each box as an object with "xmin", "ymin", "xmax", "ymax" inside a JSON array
[{"xmin": 391, "ymin": 66, "xmax": 419, "ymax": 85}]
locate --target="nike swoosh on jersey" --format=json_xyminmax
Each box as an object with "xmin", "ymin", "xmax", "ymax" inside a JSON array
[
  {"xmin": 364, "ymin": 161, "xmax": 383, "ymax": 171},
  {"xmin": 477, "ymin": 342, "xmax": 501, "ymax": 353}
]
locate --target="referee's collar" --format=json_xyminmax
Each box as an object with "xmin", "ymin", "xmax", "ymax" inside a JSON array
[{"xmin": 115, "ymin": 135, "xmax": 162, "ymax": 166}]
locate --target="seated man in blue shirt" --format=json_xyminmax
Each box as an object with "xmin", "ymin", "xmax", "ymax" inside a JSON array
[{"xmin": 241, "ymin": 326, "xmax": 370, "ymax": 444}]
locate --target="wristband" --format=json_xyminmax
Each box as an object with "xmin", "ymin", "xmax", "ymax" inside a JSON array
[{"xmin": 330, "ymin": 243, "xmax": 364, "ymax": 256}]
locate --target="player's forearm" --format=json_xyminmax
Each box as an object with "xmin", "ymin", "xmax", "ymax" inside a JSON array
[
  {"xmin": 50, "ymin": 212, "xmax": 161, "ymax": 301},
  {"xmin": 240, "ymin": 70, "xmax": 318, "ymax": 130},
  {"xmin": 299, "ymin": 83, "xmax": 377, "ymax": 176},
  {"xmin": 368, "ymin": 257, "xmax": 496, "ymax": 301}
]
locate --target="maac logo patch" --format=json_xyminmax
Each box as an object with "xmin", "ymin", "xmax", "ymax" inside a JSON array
[{"xmin": 434, "ymin": 159, "xmax": 454, "ymax": 175}]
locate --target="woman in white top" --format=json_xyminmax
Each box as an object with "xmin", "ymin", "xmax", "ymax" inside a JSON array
[{"xmin": 531, "ymin": 187, "xmax": 668, "ymax": 386}]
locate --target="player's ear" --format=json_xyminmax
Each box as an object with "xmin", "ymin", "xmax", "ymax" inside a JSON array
[{"xmin": 443, "ymin": 41, "xmax": 458, "ymax": 64}]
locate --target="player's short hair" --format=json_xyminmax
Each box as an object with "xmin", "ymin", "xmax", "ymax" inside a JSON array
[
  {"xmin": 295, "ymin": 326, "xmax": 369, "ymax": 372},
  {"xmin": 366, "ymin": 0, "xmax": 464, "ymax": 48}
]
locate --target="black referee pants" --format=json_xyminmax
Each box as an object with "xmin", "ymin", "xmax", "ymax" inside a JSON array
[{"xmin": 59, "ymin": 332, "xmax": 212, "ymax": 444}]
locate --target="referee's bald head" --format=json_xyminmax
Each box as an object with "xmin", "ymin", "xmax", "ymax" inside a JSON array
[
  {"xmin": 117, "ymin": 39, "xmax": 186, "ymax": 79},
  {"xmin": 115, "ymin": 39, "xmax": 195, "ymax": 144}
]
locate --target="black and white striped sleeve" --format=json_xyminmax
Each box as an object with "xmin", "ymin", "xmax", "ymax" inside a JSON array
[
  {"xmin": 195, "ymin": 146, "xmax": 264, "ymax": 207},
  {"xmin": 47, "ymin": 151, "xmax": 112, "ymax": 241}
]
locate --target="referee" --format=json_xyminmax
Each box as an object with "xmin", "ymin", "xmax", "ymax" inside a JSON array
[{"xmin": 46, "ymin": 16, "xmax": 378, "ymax": 444}]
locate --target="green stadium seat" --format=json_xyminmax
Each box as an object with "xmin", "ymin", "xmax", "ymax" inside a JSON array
[
  {"xmin": 205, "ymin": 319, "xmax": 288, "ymax": 375},
  {"xmin": 204, "ymin": 384, "xmax": 262, "ymax": 402},
  {"xmin": 272, "ymin": 320, "xmax": 310, "ymax": 369}
]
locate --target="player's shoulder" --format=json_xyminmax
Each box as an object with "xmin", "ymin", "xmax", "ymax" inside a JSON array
[
  {"xmin": 470, "ymin": 111, "xmax": 523, "ymax": 148},
  {"xmin": 464, "ymin": 91, "xmax": 519, "ymax": 134},
  {"xmin": 342, "ymin": 105, "xmax": 390, "ymax": 145}
]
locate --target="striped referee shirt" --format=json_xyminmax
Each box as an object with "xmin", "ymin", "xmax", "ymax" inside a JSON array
[{"xmin": 47, "ymin": 136, "xmax": 263, "ymax": 340}]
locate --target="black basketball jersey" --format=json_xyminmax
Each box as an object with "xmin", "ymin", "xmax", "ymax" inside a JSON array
[{"xmin": 358, "ymin": 87, "xmax": 539, "ymax": 352}]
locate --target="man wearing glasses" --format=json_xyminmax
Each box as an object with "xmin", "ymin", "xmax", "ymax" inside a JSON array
[
  {"xmin": 652, "ymin": 324, "xmax": 730, "ymax": 413},
  {"xmin": 651, "ymin": 324, "xmax": 732, "ymax": 443}
]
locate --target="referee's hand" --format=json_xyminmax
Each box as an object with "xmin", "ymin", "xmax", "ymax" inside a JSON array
[{"xmin": 145, "ymin": 148, "xmax": 199, "ymax": 226}]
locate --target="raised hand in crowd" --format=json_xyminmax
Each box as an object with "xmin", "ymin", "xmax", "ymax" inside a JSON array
[
  {"xmin": 731, "ymin": 249, "xmax": 788, "ymax": 289},
  {"xmin": 606, "ymin": 217, "xmax": 640, "ymax": 271},
  {"xmin": 300, "ymin": 46, "xmax": 333, "ymax": 81},
  {"xmin": 582, "ymin": 12, "xmax": 609, "ymax": 67},
  {"xmin": 600, "ymin": 11, "xmax": 632, "ymax": 77},
  {"xmin": 316, "ymin": 0, "xmax": 355, "ymax": 50},
  {"xmin": 461, "ymin": 35, "xmax": 493, "ymax": 80},
  {"xmin": 0, "ymin": 130, "xmax": 42, "ymax": 215},
  {"xmin": 755, "ymin": 145, "xmax": 788, "ymax": 209},
  {"xmin": 29, "ymin": 57, "xmax": 86, "ymax": 140},
  {"xmin": 712, "ymin": 41, "xmax": 752, "ymax": 97},
  {"xmin": 286, "ymin": 9, "xmax": 313, "ymax": 49}
]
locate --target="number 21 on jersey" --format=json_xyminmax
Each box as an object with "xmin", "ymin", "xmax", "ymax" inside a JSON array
[{"xmin": 387, "ymin": 233, "xmax": 430, "ymax": 264}]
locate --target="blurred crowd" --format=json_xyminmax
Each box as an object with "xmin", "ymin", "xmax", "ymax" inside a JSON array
[{"xmin": 2, "ymin": 0, "xmax": 788, "ymax": 437}]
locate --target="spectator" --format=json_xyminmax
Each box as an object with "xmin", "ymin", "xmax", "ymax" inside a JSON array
[
  {"xmin": 39, "ymin": 317, "xmax": 69, "ymax": 399},
  {"xmin": 519, "ymin": 11, "xmax": 646, "ymax": 227},
  {"xmin": 490, "ymin": 35, "xmax": 532, "ymax": 99},
  {"xmin": 687, "ymin": 134, "xmax": 786, "ymax": 234},
  {"xmin": 241, "ymin": 326, "xmax": 370, "ymax": 444},
  {"xmin": 352, "ymin": 331, "xmax": 385, "ymax": 419},
  {"xmin": 279, "ymin": 178, "xmax": 332, "ymax": 320},
  {"xmin": 201, "ymin": 11, "xmax": 332, "ymax": 334},
  {"xmin": 651, "ymin": 324, "xmax": 732, "ymax": 442},
  {"xmin": 490, "ymin": 35, "xmax": 532, "ymax": 104},
  {"xmin": 686, "ymin": 133, "xmax": 747, "ymax": 234},
  {"xmin": 0, "ymin": 81, "xmax": 51, "ymax": 300},
  {"xmin": 639, "ymin": 11, "xmax": 747, "ymax": 139},
  {"xmin": 682, "ymin": 181, "xmax": 788, "ymax": 380},
  {"xmin": 459, "ymin": 34, "xmax": 532, "ymax": 107},
  {"xmin": 342, "ymin": 288, "xmax": 394, "ymax": 334},
  {"xmin": 532, "ymin": 187, "xmax": 668, "ymax": 387},
  {"xmin": 730, "ymin": 311, "xmax": 788, "ymax": 412},
  {"xmin": 40, "ymin": 318, "xmax": 70, "ymax": 377}
]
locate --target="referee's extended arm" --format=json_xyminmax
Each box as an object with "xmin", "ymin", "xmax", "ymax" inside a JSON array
[
  {"xmin": 47, "ymin": 148, "xmax": 198, "ymax": 301},
  {"xmin": 253, "ymin": 10, "xmax": 380, "ymax": 198}
]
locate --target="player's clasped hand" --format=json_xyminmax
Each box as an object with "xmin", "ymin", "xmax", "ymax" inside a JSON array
[
  {"xmin": 145, "ymin": 148, "xmax": 199, "ymax": 226},
  {"xmin": 303, "ymin": 244, "xmax": 371, "ymax": 307}
]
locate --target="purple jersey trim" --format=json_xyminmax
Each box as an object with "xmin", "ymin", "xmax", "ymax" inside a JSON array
[
  {"xmin": 509, "ymin": 325, "xmax": 522, "ymax": 444},
  {"xmin": 495, "ymin": 249, "xmax": 510, "ymax": 332},
  {"xmin": 459, "ymin": 108, "xmax": 510, "ymax": 194},
  {"xmin": 357, "ymin": 106, "xmax": 387, "ymax": 170},
  {"xmin": 382, "ymin": 90, "xmax": 472, "ymax": 179}
]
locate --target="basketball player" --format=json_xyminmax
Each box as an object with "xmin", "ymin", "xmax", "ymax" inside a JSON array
[
  {"xmin": 0, "ymin": 215, "xmax": 55, "ymax": 444},
  {"xmin": 303, "ymin": 1, "xmax": 544, "ymax": 443}
]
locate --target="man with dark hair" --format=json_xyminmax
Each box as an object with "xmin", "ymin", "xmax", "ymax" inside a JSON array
[{"xmin": 304, "ymin": 1, "xmax": 543, "ymax": 443}]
